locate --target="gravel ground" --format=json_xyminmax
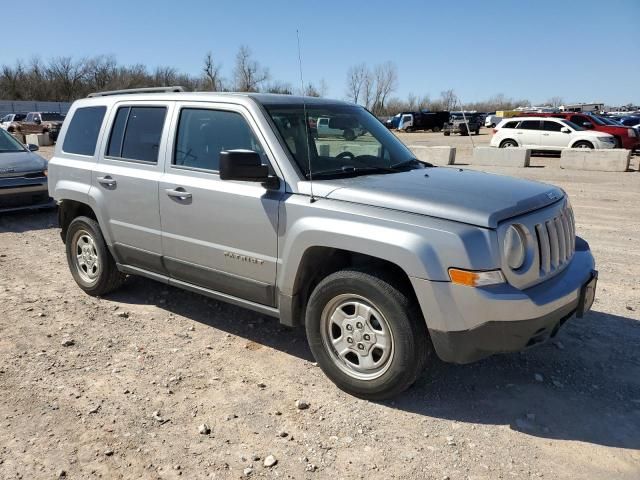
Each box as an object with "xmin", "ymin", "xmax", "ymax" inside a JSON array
[{"xmin": 0, "ymin": 136, "xmax": 639, "ymax": 479}]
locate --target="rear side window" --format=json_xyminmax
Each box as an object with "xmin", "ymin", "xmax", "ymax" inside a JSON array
[
  {"xmin": 542, "ymin": 121, "xmax": 563, "ymax": 132},
  {"xmin": 106, "ymin": 106, "xmax": 166, "ymax": 163},
  {"xmin": 62, "ymin": 106, "xmax": 106, "ymax": 156},
  {"xmin": 502, "ymin": 121, "xmax": 518, "ymax": 128},
  {"xmin": 519, "ymin": 120, "xmax": 541, "ymax": 130},
  {"xmin": 173, "ymin": 108, "xmax": 264, "ymax": 172}
]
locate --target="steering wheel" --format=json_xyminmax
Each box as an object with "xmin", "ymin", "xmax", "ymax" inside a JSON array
[{"xmin": 336, "ymin": 151, "xmax": 356, "ymax": 160}]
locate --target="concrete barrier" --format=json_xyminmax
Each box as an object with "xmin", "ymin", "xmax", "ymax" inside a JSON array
[
  {"xmin": 472, "ymin": 147, "xmax": 531, "ymax": 167},
  {"xmin": 560, "ymin": 149, "xmax": 631, "ymax": 172},
  {"xmin": 25, "ymin": 133, "xmax": 53, "ymax": 147},
  {"xmin": 409, "ymin": 145, "xmax": 456, "ymax": 165}
]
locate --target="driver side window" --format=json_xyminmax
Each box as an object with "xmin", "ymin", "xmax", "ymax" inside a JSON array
[{"xmin": 173, "ymin": 108, "xmax": 266, "ymax": 172}]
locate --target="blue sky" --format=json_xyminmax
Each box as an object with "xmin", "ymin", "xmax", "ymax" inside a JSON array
[{"xmin": 2, "ymin": 0, "xmax": 638, "ymax": 105}]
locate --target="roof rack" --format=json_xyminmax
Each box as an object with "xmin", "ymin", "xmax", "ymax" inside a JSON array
[{"xmin": 87, "ymin": 86, "xmax": 185, "ymax": 98}]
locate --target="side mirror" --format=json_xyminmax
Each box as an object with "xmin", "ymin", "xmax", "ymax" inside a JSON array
[
  {"xmin": 219, "ymin": 150, "xmax": 270, "ymax": 184},
  {"xmin": 27, "ymin": 143, "xmax": 39, "ymax": 151},
  {"xmin": 560, "ymin": 127, "xmax": 571, "ymax": 133},
  {"xmin": 582, "ymin": 122, "xmax": 593, "ymax": 128}
]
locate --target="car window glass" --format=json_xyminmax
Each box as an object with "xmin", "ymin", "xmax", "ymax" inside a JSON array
[
  {"xmin": 62, "ymin": 106, "xmax": 106, "ymax": 156},
  {"xmin": 502, "ymin": 121, "xmax": 518, "ymax": 128},
  {"xmin": 571, "ymin": 115, "xmax": 590, "ymax": 126},
  {"xmin": 519, "ymin": 120, "xmax": 541, "ymax": 130},
  {"xmin": 542, "ymin": 121, "xmax": 563, "ymax": 132},
  {"xmin": 174, "ymin": 108, "xmax": 265, "ymax": 171},
  {"xmin": 106, "ymin": 106, "xmax": 166, "ymax": 163}
]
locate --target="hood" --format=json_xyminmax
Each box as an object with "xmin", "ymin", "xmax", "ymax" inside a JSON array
[
  {"xmin": 580, "ymin": 130, "xmax": 613, "ymax": 138},
  {"xmin": 0, "ymin": 151, "xmax": 47, "ymax": 176},
  {"xmin": 321, "ymin": 168, "xmax": 564, "ymax": 228}
]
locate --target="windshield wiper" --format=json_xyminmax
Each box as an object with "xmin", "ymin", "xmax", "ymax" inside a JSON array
[
  {"xmin": 390, "ymin": 158, "xmax": 433, "ymax": 169},
  {"xmin": 306, "ymin": 159, "xmax": 429, "ymax": 179}
]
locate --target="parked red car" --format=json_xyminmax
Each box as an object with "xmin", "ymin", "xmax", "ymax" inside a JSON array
[{"xmin": 528, "ymin": 112, "xmax": 639, "ymax": 150}]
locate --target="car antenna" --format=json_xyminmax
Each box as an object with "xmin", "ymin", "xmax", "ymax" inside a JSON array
[{"xmin": 297, "ymin": 29, "xmax": 316, "ymax": 203}]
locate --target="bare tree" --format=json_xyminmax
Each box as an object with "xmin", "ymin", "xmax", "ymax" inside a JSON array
[
  {"xmin": 345, "ymin": 63, "xmax": 368, "ymax": 104},
  {"xmin": 233, "ymin": 45, "xmax": 269, "ymax": 92},
  {"xmin": 372, "ymin": 61, "xmax": 397, "ymax": 115},
  {"xmin": 202, "ymin": 51, "xmax": 223, "ymax": 91},
  {"xmin": 265, "ymin": 81, "xmax": 293, "ymax": 94},
  {"xmin": 547, "ymin": 96, "xmax": 564, "ymax": 108},
  {"xmin": 47, "ymin": 57, "xmax": 91, "ymax": 101},
  {"xmin": 439, "ymin": 89, "xmax": 458, "ymax": 111}
]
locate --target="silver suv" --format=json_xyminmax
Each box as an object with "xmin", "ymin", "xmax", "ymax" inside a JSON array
[{"xmin": 48, "ymin": 87, "xmax": 597, "ymax": 399}]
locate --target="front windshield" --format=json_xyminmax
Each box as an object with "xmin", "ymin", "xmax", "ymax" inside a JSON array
[
  {"xmin": 41, "ymin": 113, "xmax": 65, "ymax": 121},
  {"xmin": 264, "ymin": 104, "xmax": 420, "ymax": 178},
  {"xmin": 561, "ymin": 120, "xmax": 585, "ymax": 131},
  {"xmin": 0, "ymin": 129, "xmax": 27, "ymax": 153},
  {"xmin": 597, "ymin": 116, "xmax": 621, "ymax": 126}
]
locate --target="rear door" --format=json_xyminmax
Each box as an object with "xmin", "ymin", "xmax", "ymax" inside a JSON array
[
  {"xmin": 158, "ymin": 102, "xmax": 282, "ymax": 306},
  {"xmin": 514, "ymin": 120, "xmax": 542, "ymax": 146},
  {"xmin": 92, "ymin": 101, "xmax": 173, "ymax": 274},
  {"xmin": 541, "ymin": 120, "xmax": 570, "ymax": 148}
]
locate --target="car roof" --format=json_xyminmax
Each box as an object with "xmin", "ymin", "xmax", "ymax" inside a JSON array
[{"xmin": 502, "ymin": 116, "xmax": 564, "ymax": 121}]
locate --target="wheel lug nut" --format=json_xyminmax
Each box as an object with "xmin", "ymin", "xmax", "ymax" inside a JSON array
[
  {"xmin": 347, "ymin": 337, "xmax": 354, "ymax": 344},
  {"xmin": 357, "ymin": 343, "xmax": 365, "ymax": 350},
  {"xmin": 356, "ymin": 322, "xmax": 363, "ymax": 329},
  {"xmin": 345, "ymin": 324, "xmax": 353, "ymax": 331},
  {"xmin": 363, "ymin": 334, "xmax": 370, "ymax": 341}
]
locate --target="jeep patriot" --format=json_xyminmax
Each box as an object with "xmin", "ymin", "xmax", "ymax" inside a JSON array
[{"xmin": 48, "ymin": 87, "xmax": 597, "ymax": 399}]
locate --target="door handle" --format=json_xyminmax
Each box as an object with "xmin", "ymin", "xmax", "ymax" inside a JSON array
[
  {"xmin": 96, "ymin": 175, "xmax": 117, "ymax": 187},
  {"xmin": 542, "ymin": 133, "xmax": 550, "ymax": 136},
  {"xmin": 165, "ymin": 187, "xmax": 192, "ymax": 201}
]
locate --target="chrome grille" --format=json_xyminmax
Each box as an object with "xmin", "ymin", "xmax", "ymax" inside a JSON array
[
  {"xmin": 498, "ymin": 199, "xmax": 576, "ymax": 290},
  {"xmin": 534, "ymin": 205, "xmax": 575, "ymax": 277}
]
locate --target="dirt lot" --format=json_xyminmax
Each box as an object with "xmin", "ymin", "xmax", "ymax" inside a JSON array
[{"xmin": 1, "ymin": 137, "xmax": 639, "ymax": 479}]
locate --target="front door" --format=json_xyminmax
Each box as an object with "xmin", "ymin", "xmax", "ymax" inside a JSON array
[
  {"xmin": 541, "ymin": 120, "xmax": 571, "ymax": 148},
  {"xmin": 159, "ymin": 103, "xmax": 282, "ymax": 306},
  {"xmin": 93, "ymin": 102, "xmax": 173, "ymax": 274}
]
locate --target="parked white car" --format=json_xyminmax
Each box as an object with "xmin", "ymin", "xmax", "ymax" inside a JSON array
[
  {"xmin": 0, "ymin": 113, "xmax": 26, "ymax": 130},
  {"xmin": 490, "ymin": 117, "xmax": 616, "ymax": 150},
  {"xmin": 484, "ymin": 114, "xmax": 502, "ymax": 128}
]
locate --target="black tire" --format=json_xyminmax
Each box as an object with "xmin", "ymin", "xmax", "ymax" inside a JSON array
[
  {"xmin": 343, "ymin": 128, "xmax": 356, "ymax": 141},
  {"xmin": 490, "ymin": 123, "xmax": 496, "ymax": 128},
  {"xmin": 499, "ymin": 139, "xmax": 518, "ymax": 148},
  {"xmin": 65, "ymin": 216, "xmax": 125, "ymax": 296},
  {"xmin": 305, "ymin": 269, "xmax": 431, "ymax": 400},
  {"xmin": 443, "ymin": 131, "xmax": 450, "ymax": 136},
  {"xmin": 474, "ymin": 129, "xmax": 480, "ymax": 135},
  {"xmin": 432, "ymin": 126, "xmax": 441, "ymax": 133},
  {"xmin": 572, "ymin": 141, "xmax": 594, "ymax": 149}
]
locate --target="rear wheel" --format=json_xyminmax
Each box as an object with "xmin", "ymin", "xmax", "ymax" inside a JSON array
[
  {"xmin": 66, "ymin": 216, "xmax": 125, "ymax": 296},
  {"xmin": 573, "ymin": 141, "xmax": 594, "ymax": 149},
  {"xmin": 500, "ymin": 139, "xmax": 518, "ymax": 148},
  {"xmin": 443, "ymin": 131, "xmax": 450, "ymax": 136},
  {"xmin": 432, "ymin": 126, "xmax": 441, "ymax": 133},
  {"xmin": 305, "ymin": 269, "xmax": 431, "ymax": 400}
]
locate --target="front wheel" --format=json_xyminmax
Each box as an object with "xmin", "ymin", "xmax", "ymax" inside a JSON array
[
  {"xmin": 305, "ymin": 269, "xmax": 431, "ymax": 400},
  {"xmin": 66, "ymin": 216, "xmax": 125, "ymax": 296},
  {"xmin": 573, "ymin": 141, "xmax": 594, "ymax": 149}
]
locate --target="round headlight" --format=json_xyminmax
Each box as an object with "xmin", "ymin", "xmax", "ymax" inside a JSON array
[{"xmin": 504, "ymin": 225, "xmax": 526, "ymax": 270}]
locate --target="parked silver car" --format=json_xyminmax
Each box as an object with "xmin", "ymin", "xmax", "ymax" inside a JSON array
[
  {"xmin": 0, "ymin": 129, "xmax": 54, "ymax": 213},
  {"xmin": 48, "ymin": 88, "xmax": 597, "ymax": 399}
]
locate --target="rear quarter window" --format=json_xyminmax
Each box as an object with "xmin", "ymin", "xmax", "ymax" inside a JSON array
[
  {"xmin": 502, "ymin": 121, "xmax": 518, "ymax": 128},
  {"xmin": 62, "ymin": 106, "xmax": 107, "ymax": 156}
]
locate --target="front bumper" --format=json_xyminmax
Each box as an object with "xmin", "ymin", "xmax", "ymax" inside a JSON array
[
  {"xmin": 411, "ymin": 237, "xmax": 596, "ymax": 363},
  {"xmin": 0, "ymin": 179, "xmax": 55, "ymax": 213}
]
